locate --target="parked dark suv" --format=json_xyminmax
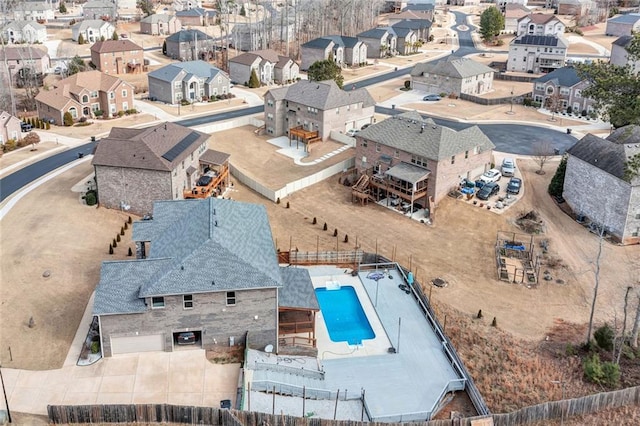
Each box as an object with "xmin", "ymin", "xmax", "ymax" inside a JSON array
[
  {"xmin": 21, "ymin": 122, "xmax": 32, "ymax": 132},
  {"xmin": 476, "ymin": 182, "xmax": 500, "ymax": 200},
  {"xmin": 176, "ymin": 332, "xmax": 196, "ymax": 345},
  {"xmin": 507, "ymin": 177, "xmax": 522, "ymax": 195}
]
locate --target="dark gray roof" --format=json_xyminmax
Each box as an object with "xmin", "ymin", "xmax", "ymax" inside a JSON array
[
  {"xmin": 148, "ymin": 60, "xmax": 227, "ymax": 83},
  {"xmin": 385, "ymin": 162, "xmax": 430, "ymax": 183},
  {"xmin": 567, "ymin": 126, "xmax": 640, "ymax": 184},
  {"xmin": 302, "ymin": 38, "xmax": 333, "ymax": 49},
  {"xmin": 176, "ymin": 7, "xmax": 215, "ymax": 17},
  {"xmin": 358, "ymin": 28, "xmax": 390, "ymax": 39},
  {"xmin": 270, "ymin": 79, "xmax": 376, "ymax": 110},
  {"xmin": 321, "ymin": 35, "xmax": 361, "ymax": 49},
  {"xmin": 141, "ymin": 14, "xmax": 176, "ymax": 24},
  {"xmin": 402, "ymin": 3, "xmax": 434, "ymax": 12},
  {"xmin": 279, "ymin": 268, "xmax": 319, "ymax": 310},
  {"xmin": 411, "ymin": 57, "xmax": 494, "ymax": 79},
  {"xmin": 94, "ymin": 198, "xmax": 283, "ymax": 315},
  {"xmin": 357, "ymin": 111, "xmax": 495, "ymax": 161},
  {"xmin": 607, "ymin": 13, "xmax": 640, "ymax": 24},
  {"xmin": 392, "ymin": 26, "xmax": 413, "ymax": 38},
  {"xmin": 392, "ymin": 19, "xmax": 432, "ymax": 31},
  {"xmin": 534, "ymin": 66, "xmax": 583, "ymax": 87},
  {"xmin": 513, "ymin": 35, "xmax": 565, "ymax": 47},
  {"xmin": 613, "ymin": 35, "xmax": 633, "ymax": 48},
  {"xmin": 166, "ymin": 29, "xmax": 212, "ymax": 43}
]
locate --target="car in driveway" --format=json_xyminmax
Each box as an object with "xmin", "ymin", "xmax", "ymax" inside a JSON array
[
  {"xmin": 507, "ymin": 177, "xmax": 522, "ymax": 194},
  {"xmin": 422, "ymin": 94, "xmax": 442, "ymax": 101},
  {"xmin": 479, "ymin": 168, "xmax": 502, "ymax": 184},
  {"xmin": 21, "ymin": 122, "xmax": 32, "ymax": 132},
  {"xmin": 501, "ymin": 158, "xmax": 516, "ymax": 177},
  {"xmin": 176, "ymin": 331, "xmax": 196, "ymax": 345},
  {"xmin": 346, "ymin": 129, "xmax": 358, "ymax": 137},
  {"xmin": 476, "ymin": 182, "xmax": 500, "ymax": 200}
]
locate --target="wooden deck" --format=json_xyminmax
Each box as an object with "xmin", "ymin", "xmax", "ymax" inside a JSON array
[{"xmin": 183, "ymin": 166, "xmax": 229, "ymax": 199}]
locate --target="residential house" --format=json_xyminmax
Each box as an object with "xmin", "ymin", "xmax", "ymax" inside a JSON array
[
  {"xmin": 563, "ymin": 126, "xmax": 640, "ymax": 245},
  {"xmin": 175, "ymin": 8, "xmax": 215, "ymax": 26},
  {"xmin": 605, "ymin": 13, "xmax": 640, "ymax": 37},
  {"xmin": 229, "ymin": 49, "xmax": 299, "ymax": 85},
  {"xmin": 90, "ymin": 39, "xmax": 144, "ymax": 74},
  {"xmin": 300, "ymin": 36, "xmax": 367, "ymax": 71},
  {"xmin": 263, "ymin": 79, "xmax": 376, "ymax": 140},
  {"xmin": 140, "ymin": 14, "xmax": 182, "ymax": 35},
  {"xmin": 93, "ymin": 196, "xmax": 289, "ymax": 357},
  {"xmin": 504, "ymin": 4, "xmax": 531, "ymax": 34},
  {"xmin": 72, "ymin": 20, "xmax": 116, "ymax": 43},
  {"xmin": 411, "ymin": 57, "xmax": 495, "ymax": 96},
  {"xmin": 498, "ymin": 0, "xmax": 529, "ymax": 8},
  {"xmin": 449, "ymin": 0, "xmax": 480, "ymax": 5},
  {"xmin": 353, "ymin": 110, "xmax": 495, "ymax": 211},
  {"xmin": 35, "ymin": 70, "xmax": 134, "ymax": 124},
  {"xmin": 2, "ymin": 21, "xmax": 47, "ymax": 44},
  {"xmin": 532, "ymin": 66, "xmax": 594, "ymax": 114},
  {"xmin": 391, "ymin": 26, "xmax": 419, "ymax": 55},
  {"xmin": 13, "ymin": 1, "xmax": 55, "ymax": 22},
  {"xmin": 173, "ymin": 0, "xmax": 202, "ymax": 11},
  {"xmin": 507, "ymin": 35, "xmax": 568, "ymax": 74},
  {"xmin": 0, "ymin": 46, "xmax": 51, "ymax": 82},
  {"xmin": 148, "ymin": 60, "xmax": 230, "ymax": 104},
  {"xmin": 91, "ymin": 121, "xmax": 230, "ymax": 214},
  {"xmin": 391, "ymin": 20, "xmax": 432, "ymax": 42},
  {"xmin": 357, "ymin": 27, "xmax": 398, "ymax": 58},
  {"xmin": 0, "ymin": 111, "xmax": 22, "ymax": 145},
  {"xmin": 83, "ymin": 0, "xmax": 117, "ymax": 20},
  {"xmin": 556, "ymin": 0, "xmax": 590, "ymax": 16},
  {"xmin": 400, "ymin": 3, "xmax": 435, "ymax": 20},
  {"xmin": 383, "ymin": 0, "xmax": 443, "ymax": 13},
  {"xmin": 517, "ymin": 13, "xmax": 565, "ymax": 37},
  {"xmin": 164, "ymin": 29, "xmax": 215, "ymax": 61},
  {"xmin": 610, "ymin": 35, "xmax": 640, "ymax": 75}
]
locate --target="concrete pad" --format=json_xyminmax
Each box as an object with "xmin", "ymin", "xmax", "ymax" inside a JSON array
[
  {"xmin": 203, "ymin": 364, "xmax": 240, "ymax": 393},
  {"xmin": 99, "ymin": 375, "xmax": 135, "ymax": 393},
  {"xmin": 72, "ymin": 361, "xmax": 105, "ymax": 378},
  {"xmin": 14, "ymin": 369, "xmax": 45, "ymax": 388},
  {"xmin": 9, "ymin": 387, "xmax": 45, "ymax": 413},
  {"xmin": 37, "ymin": 386, "xmax": 69, "ymax": 407},
  {"xmin": 169, "ymin": 393, "xmax": 204, "ymax": 406},
  {"xmin": 137, "ymin": 351, "xmax": 170, "ymax": 374},
  {"xmin": 168, "ymin": 368, "xmax": 204, "ymax": 394},
  {"xmin": 71, "ymin": 376, "xmax": 102, "ymax": 393},
  {"xmin": 45, "ymin": 368, "xmax": 74, "ymax": 386},
  {"xmin": 96, "ymin": 392, "xmax": 134, "ymax": 404},
  {"xmin": 133, "ymin": 390, "xmax": 168, "ymax": 404},
  {"xmin": 63, "ymin": 391, "xmax": 98, "ymax": 405},
  {"xmin": 103, "ymin": 355, "xmax": 139, "ymax": 376},
  {"xmin": 133, "ymin": 372, "xmax": 168, "ymax": 393}
]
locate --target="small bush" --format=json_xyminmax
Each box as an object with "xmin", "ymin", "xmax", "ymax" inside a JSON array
[
  {"xmin": 491, "ymin": 317, "xmax": 497, "ymax": 327},
  {"xmin": 581, "ymin": 109, "xmax": 588, "ymax": 117},
  {"xmin": 63, "ymin": 111, "xmax": 73, "ymax": 126},
  {"xmin": 128, "ymin": 247, "xmax": 133, "ymax": 257},
  {"xmin": 286, "ymin": 201, "xmax": 290, "ymax": 208},
  {"xmin": 312, "ymin": 217, "xmax": 317, "ymax": 224},
  {"xmin": 323, "ymin": 223, "xmax": 328, "ymax": 231},
  {"xmin": 404, "ymin": 80, "xmax": 411, "ymax": 89},
  {"xmin": 602, "ymin": 361, "xmax": 620, "ymax": 387},
  {"xmin": 566, "ymin": 106, "xmax": 573, "ymax": 115},
  {"xmin": 128, "ymin": 216, "xmax": 132, "ymax": 224},
  {"xmin": 180, "ymin": 99, "xmax": 190, "ymax": 106},
  {"xmin": 109, "ymin": 244, "xmax": 114, "ymax": 254},
  {"xmin": 117, "ymin": 110, "xmax": 125, "ymax": 117},
  {"xmin": 45, "ymin": 122, "xmax": 51, "ymax": 130},
  {"xmin": 124, "ymin": 222, "xmax": 128, "ymax": 230},
  {"xmin": 477, "ymin": 309, "xmax": 483, "ymax": 319},
  {"xmin": 584, "ymin": 353, "xmax": 603, "ymax": 384},
  {"xmin": 120, "ymin": 226, "xmax": 125, "ymax": 236},
  {"xmin": 333, "ymin": 229, "xmax": 338, "ymax": 237},
  {"xmin": 94, "ymin": 110, "xmax": 104, "ymax": 117},
  {"xmin": 113, "ymin": 238, "xmax": 117, "ymax": 248},
  {"xmin": 85, "ymin": 191, "xmax": 97, "ymax": 205},
  {"xmin": 594, "ymin": 324, "xmax": 614, "ymax": 351},
  {"xmin": 116, "ymin": 234, "xmax": 121, "ymax": 242},
  {"xmin": 90, "ymin": 341, "xmax": 100, "ymax": 354},
  {"xmin": 344, "ymin": 234, "xmax": 349, "ymax": 243},
  {"xmin": 565, "ymin": 343, "xmax": 576, "ymax": 356}
]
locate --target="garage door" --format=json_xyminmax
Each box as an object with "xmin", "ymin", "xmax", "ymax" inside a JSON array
[{"xmin": 111, "ymin": 334, "xmax": 164, "ymax": 355}]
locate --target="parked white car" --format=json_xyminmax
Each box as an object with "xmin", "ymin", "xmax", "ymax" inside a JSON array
[
  {"xmin": 479, "ymin": 168, "xmax": 502, "ymax": 184},
  {"xmin": 501, "ymin": 158, "xmax": 516, "ymax": 177},
  {"xmin": 346, "ymin": 129, "xmax": 358, "ymax": 137}
]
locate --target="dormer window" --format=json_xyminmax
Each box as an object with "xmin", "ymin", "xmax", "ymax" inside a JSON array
[{"xmin": 82, "ymin": 95, "xmax": 89, "ymax": 103}]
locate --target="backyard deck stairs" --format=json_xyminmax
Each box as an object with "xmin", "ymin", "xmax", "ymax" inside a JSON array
[{"xmin": 251, "ymin": 369, "xmax": 328, "ymax": 398}]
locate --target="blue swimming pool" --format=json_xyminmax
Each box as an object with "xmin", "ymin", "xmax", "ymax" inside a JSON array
[{"xmin": 315, "ymin": 285, "xmax": 375, "ymax": 345}]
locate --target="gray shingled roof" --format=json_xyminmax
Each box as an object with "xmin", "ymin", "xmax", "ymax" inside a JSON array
[
  {"xmin": 92, "ymin": 122, "xmax": 209, "ymax": 172},
  {"xmin": 270, "ymin": 79, "xmax": 375, "ymax": 110},
  {"xmin": 4, "ymin": 20, "xmax": 45, "ymax": 31},
  {"xmin": 148, "ymin": 60, "xmax": 227, "ymax": 84},
  {"xmin": 141, "ymin": 13, "xmax": 176, "ymax": 24},
  {"xmin": 411, "ymin": 57, "xmax": 494, "ymax": 79},
  {"xmin": 166, "ymin": 29, "xmax": 212, "ymax": 43},
  {"xmin": 613, "ymin": 35, "xmax": 633, "ymax": 48},
  {"xmin": 321, "ymin": 35, "xmax": 361, "ymax": 49},
  {"xmin": 358, "ymin": 28, "xmax": 390, "ymax": 39},
  {"xmin": 567, "ymin": 126, "xmax": 640, "ymax": 184},
  {"xmin": 392, "ymin": 20, "xmax": 432, "ymax": 31},
  {"xmin": 279, "ymin": 267, "xmax": 319, "ymax": 310},
  {"xmin": 608, "ymin": 13, "xmax": 640, "ymax": 24},
  {"xmin": 302, "ymin": 38, "xmax": 333, "ymax": 49},
  {"xmin": 534, "ymin": 66, "xmax": 583, "ymax": 87},
  {"xmin": 357, "ymin": 111, "xmax": 495, "ymax": 161},
  {"xmin": 176, "ymin": 7, "xmax": 215, "ymax": 17},
  {"xmin": 94, "ymin": 198, "xmax": 283, "ymax": 315}
]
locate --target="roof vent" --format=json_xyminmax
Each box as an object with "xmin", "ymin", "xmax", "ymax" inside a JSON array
[
  {"xmin": 214, "ymin": 220, "xmax": 218, "ymax": 227},
  {"xmin": 211, "ymin": 280, "xmax": 215, "ymax": 285},
  {"xmin": 181, "ymin": 265, "xmax": 184, "ymax": 270}
]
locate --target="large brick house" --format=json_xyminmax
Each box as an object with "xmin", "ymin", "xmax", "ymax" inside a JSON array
[
  {"xmin": 300, "ymin": 36, "xmax": 367, "ymax": 71},
  {"xmin": 0, "ymin": 46, "xmax": 51, "ymax": 80},
  {"xmin": 504, "ymin": 4, "xmax": 531, "ymax": 34},
  {"xmin": 90, "ymin": 39, "xmax": 145, "ymax": 75},
  {"xmin": 140, "ymin": 14, "xmax": 182, "ymax": 35},
  {"xmin": 148, "ymin": 60, "xmax": 230, "ymax": 104},
  {"xmin": 229, "ymin": 49, "xmax": 299, "ymax": 85},
  {"xmin": 263, "ymin": 79, "xmax": 376, "ymax": 140},
  {"xmin": 35, "ymin": 70, "xmax": 134, "ymax": 124},
  {"xmin": 92, "ymin": 121, "xmax": 232, "ymax": 214},
  {"xmin": 532, "ymin": 66, "xmax": 594, "ymax": 114},
  {"xmin": 93, "ymin": 197, "xmax": 287, "ymax": 357},
  {"xmin": 164, "ymin": 29, "xmax": 215, "ymax": 61},
  {"xmin": 353, "ymin": 111, "xmax": 495, "ymax": 211},
  {"xmin": 175, "ymin": 7, "xmax": 215, "ymax": 26},
  {"xmin": 411, "ymin": 57, "xmax": 495, "ymax": 96},
  {"xmin": 563, "ymin": 126, "xmax": 640, "ymax": 245},
  {"xmin": 507, "ymin": 35, "xmax": 568, "ymax": 74}
]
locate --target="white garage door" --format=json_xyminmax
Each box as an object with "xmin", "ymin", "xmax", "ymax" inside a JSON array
[{"xmin": 111, "ymin": 334, "xmax": 164, "ymax": 355}]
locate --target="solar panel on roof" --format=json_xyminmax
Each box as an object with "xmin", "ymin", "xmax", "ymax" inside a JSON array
[{"xmin": 162, "ymin": 131, "xmax": 201, "ymax": 162}]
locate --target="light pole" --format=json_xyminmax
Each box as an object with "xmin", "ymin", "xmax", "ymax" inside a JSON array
[
  {"xmin": 0, "ymin": 365, "xmax": 11, "ymax": 423},
  {"xmin": 550, "ymin": 380, "xmax": 566, "ymax": 426}
]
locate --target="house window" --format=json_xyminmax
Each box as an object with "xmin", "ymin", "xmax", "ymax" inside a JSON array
[
  {"xmin": 226, "ymin": 291, "xmax": 236, "ymax": 306},
  {"xmin": 122, "ymin": 102, "xmax": 128, "ymax": 110},
  {"xmin": 394, "ymin": 149, "xmax": 399, "ymax": 158},
  {"xmin": 336, "ymin": 108, "xmax": 339, "ymax": 114},
  {"xmin": 183, "ymin": 295, "xmax": 193, "ymax": 309},
  {"xmin": 109, "ymin": 92, "xmax": 115, "ymax": 99},
  {"xmin": 376, "ymin": 143, "xmax": 380, "ymax": 152},
  {"xmin": 465, "ymin": 150, "xmax": 469, "ymax": 159},
  {"xmin": 82, "ymin": 95, "xmax": 89, "ymax": 103},
  {"xmin": 68, "ymin": 107, "xmax": 78, "ymax": 118},
  {"xmin": 451, "ymin": 155, "xmax": 455, "ymax": 165},
  {"xmin": 361, "ymin": 140, "xmax": 367, "ymax": 148},
  {"xmin": 152, "ymin": 296, "xmax": 165, "ymax": 309},
  {"xmin": 122, "ymin": 89, "xmax": 127, "ymax": 97}
]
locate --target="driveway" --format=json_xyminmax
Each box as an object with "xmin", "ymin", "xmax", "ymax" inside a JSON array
[{"xmin": 1, "ymin": 351, "xmax": 240, "ymax": 415}]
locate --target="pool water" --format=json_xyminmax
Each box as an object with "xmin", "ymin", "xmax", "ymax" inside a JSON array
[{"xmin": 315, "ymin": 286, "xmax": 375, "ymax": 345}]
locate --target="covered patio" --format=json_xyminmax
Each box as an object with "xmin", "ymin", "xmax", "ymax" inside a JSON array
[
  {"xmin": 368, "ymin": 161, "xmax": 431, "ymax": 214},
  {"xmin": 278, "ymin": 268, "xmax": 319, "ymax": 352}
]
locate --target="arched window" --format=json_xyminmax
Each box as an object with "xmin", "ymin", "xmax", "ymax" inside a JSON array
[
  {"xmin": 546, "ymin": 86, "xmax": 554, "ymax": 95},
  {"xmin": 68, "ymin": 107, "xmax": 78, "ymax": 118},
  {"xmin": 82, "ymin": 95, "xmax": 89, "ymax": 103}
]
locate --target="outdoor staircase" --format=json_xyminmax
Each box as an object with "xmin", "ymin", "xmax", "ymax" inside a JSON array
[{"xmin": 251, "ymin": 366, "xmax": 330, "ymax": 399}]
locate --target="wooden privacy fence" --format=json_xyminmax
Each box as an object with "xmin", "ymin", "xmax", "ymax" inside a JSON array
[{"xmin": 288, "ymin": 249, "xmax": 365, "ymax": 265}]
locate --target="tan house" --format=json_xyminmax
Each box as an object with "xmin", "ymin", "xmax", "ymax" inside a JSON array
[
  {"xmin": 504, "ymin": 4, "xmax": 530, "ymax": 34},
  {"xmin": 35, "ymin": 70, "xmax": 135, "ymax": 125},
  {"xmin": 90, "ymin": 39, "xmax": 145, "ymax": 75},
  {"xmin": 229, "ymin": 49, "xmax": 299, "ymax": 85},
  {"xmin": 0, "ymin": 46, "xmax": 51, "ymax": 80},
  {"xmin": 140, "ymin": 14, "xmax": 182, "ymax": 35},
  {"xmin": 0, "ymin": 111, "xmax": 22, "ymax": 145},
  {"xmin": 411, "ymin": 57, "xmax": 495, "ymax": 96}
]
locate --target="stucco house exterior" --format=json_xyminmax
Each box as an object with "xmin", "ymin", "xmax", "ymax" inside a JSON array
[
  {"xmin": 563, "ymin": 126, "xmax": 640, "ymax": 245},
  {"xmin": 229, "ymin": 49, "xmax": 299, "ymax": 85},
  {"xmin": 353, "ymin": 110, "xmax": 495, "ymax": 211},
  {"xmin": 507, "ymin": 35, "xmax": 568, "ymax": 74},
  {"xmin": 411, "ymin": 57, "xmax": 495, "ymax": 96},
  {"xmin": 148, "ymin": 60, "xmax": 230, "ymax": 104},
  {"xmin": 72, "ymin": 20, "xmax": 116, "ymax": 43},
  {"xmin": 610, "ymin": 35, "xmax": 640, "ymax": 75},
  {"xmin": 532, "ymin": 66, "xmax": 594, "ymax": 114},
  {"xmin": 605, "ymin": 13, "xmax": 640, "ymax": 37},
  {"xmin": 0, "ymin": 111, "xmax": 22, "ymax": 145},
  {"xmin": 391, "ymin": 19, "xmax": 432, "ymax": 42},
  {"xmin": 300, "ymin": 36, "xmax": 367, "ymax": 71},
  {"xmin": 391, "ymin": 27, "xmax": 419, "ymax": 55},
  {"xmin": 263, "ymin": 79, "xmax": 376, "ymax": 140},
  {"xmin": 0, "ymin": 46, "xmax": 51, "ymax": 79},
  {"xmin": 140, "ymin": 14, "xmax": 182, "ymax": 35},
  {"xmin": 164, "ymin": 29, "xmax": 215, "ymax": 61},
  {"xmin": 13, "ymin": 1, "xmax": 55, "ymax": 22},
  {"xmin": 83, "ymin": 0, "xmax": 117, "ymax": 20},
  {"xmin": 517, "ymin": 13, "xmax": 565, "ymax": 37},
  {"xmin": 2, "ymin": 21, "xmax": 47, "ymax": 44},
  {"xmin": 175, "ymin": 7, "xmax": 215, "ymax": 26},
  {"xmin": 93, "ymin": 197, "xmax": 285, "ymax": 357},
  {"xmin": 357, "ymin": 27, "xmax": 398, "ymax": 58},
  {"xmin": 35, "ymin": 70, "xmax": 134, "ymax": 124},
  {"xmin": 90, "ymin": 39, "xmax": 144, "ymax": 74},
  {"xmin": 91, "ymin": 122, "xmax": 227, "ymax": 214}
]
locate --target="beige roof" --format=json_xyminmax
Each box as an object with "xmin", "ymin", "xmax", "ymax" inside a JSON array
[
  {"xmin": 520, "ymin": 13, "xmax": 560, "ymax": 25},
  {"xmin": 90, "ymin": 39, "xmax": 143, "ymax": 54},
  {"xmin": 0, "ymin": 46, "xmax": 48, "ymax": 60},
  {"xmin": 505, "ymin": 4, "xmax": 530, "ymax": 19},
  {"xmin": 92, "ymin": 122, "xmax": 210, "ymax": 172},
  {"xmin": 34, "ymin": 86, "xmax": 78, "ymax": 110}
]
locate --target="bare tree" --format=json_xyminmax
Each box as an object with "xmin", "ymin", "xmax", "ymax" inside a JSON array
[
  {"xmin": 616, "ymin": 286, "xmax": 633, "ymax": 364},
  {"xmin": 586, "ymin": 223, "xmax": 607, "ymax": 346},
  {"xmin": 632, "ymin": 295, "xmax": 640, "ymax": 349},
  {"xmin": 533, "ymin": 140, "xmax": 555, "ymax": 175}
]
